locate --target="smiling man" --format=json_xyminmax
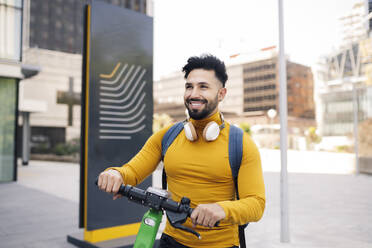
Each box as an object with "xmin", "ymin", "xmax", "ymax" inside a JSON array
[
  {"xmin": 98, "ymin": 54, "xmax": 266, "ymax": 248},
  {"xmin": 184, "ymin": 67, "xmax": 226, "ymax": 120}
]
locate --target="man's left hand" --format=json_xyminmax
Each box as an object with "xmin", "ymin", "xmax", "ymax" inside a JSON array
[{"xmin": 190, "ymin": 203, "xmax": 226, "ymax": 228}]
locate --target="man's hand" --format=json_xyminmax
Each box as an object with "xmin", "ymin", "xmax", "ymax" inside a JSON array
[
  {"xmin": 190, "ymin": 203, "xmax": 226, "ymax": 228},
  {"xmin": 97, "ymin": 169, "xmax": 123, "ymax": 200}
]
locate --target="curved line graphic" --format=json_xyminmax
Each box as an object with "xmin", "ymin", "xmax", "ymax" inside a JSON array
[
  {"xmin": 100, "ymin": 69, "xmax": 146, "ymax": 98},
  {"xmin": 100, "ymin": 115, "xmax": 146, "ymax": 128},
  {"xmin": 99, "ymin": 92, "xmax": 146, "ymax": 110},
  {"xmin": 100, "ymin": 104, "xmax": 146, "ymax": 121},
  {"xmin": 101, "ymin": 66, "xmax": 141, "ymax": 92},
  {"xmin": 100, "ymin": 64, "xmax": 128, "ymax": 84},
  {"xmin": 100, "ymin": 124, "xmax": 146, "ymax": 134},
  {"xmin": 99, "ymin": 136, "xmax": 131, "ymax": 140},
  {"xmin": 100, "ymin": 65, "xmax": 135, "ymax": 91},
  {"xmin": 99, "ymin": 62, "xmax": 121, "ymax": 79},
  {"xmin": 100, "ymin": 103, "xmax": 145, "ymax": 117},
  {"xmin": 100, "ymin": 79, "xmax": 146, "ymax": 103}
]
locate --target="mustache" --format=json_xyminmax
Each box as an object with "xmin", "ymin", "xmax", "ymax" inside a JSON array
[{"xmin": 186, "ymin": 98, "xmax": 207, "ymax": 104}]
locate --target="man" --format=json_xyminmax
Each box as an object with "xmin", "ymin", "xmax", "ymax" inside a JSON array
[{"xmin": 98, "ymin": 54, "xmax": 265, "ymax": 248}]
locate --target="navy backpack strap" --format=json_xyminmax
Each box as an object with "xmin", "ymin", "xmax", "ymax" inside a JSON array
[
  {"xmin": 161, "ymin": 122, "xmax": 184, "ymax": 161},
  {"xmin": 161, "ymin": 122, "xmax": 184, "ymax": 189},
  {"xmin": 228, "ymin": 124, "xmax": 243, "ymax": 193},
  {"xmin": 229, "ymin": 125, "xmax": 247, "ymax": 248}
]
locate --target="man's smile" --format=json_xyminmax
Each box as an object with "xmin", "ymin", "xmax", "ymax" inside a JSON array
[{"xmin": 187, "ymin": 99, "xmax": 207, "ymax": 110}]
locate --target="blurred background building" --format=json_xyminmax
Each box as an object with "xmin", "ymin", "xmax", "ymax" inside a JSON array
[
  {"xmin": 313, "ymin": 0, "xmax": 372, "ymax": 172},
  {"xmin": 154, "ymin": 47, "xmax": 315, "ymax": 149},
  {"xmin": 21, "ymin": 0, "xmax": 152, "ymax": 158},
  {"xmin": 0, "ymin": 0, "xmax": 27, "ymax": 181},
  {"xmin": 155, "ymin": 48, "xmax": 314, "ymax": 119},
  {"xmin": 339, "ymin": 1, "xmax": 370, "ymax": 48},
  {"xmin": 21, "ymin": 0, "xmax": 151, "ymax": 151},
  {"xmin": 315, "ymin": 1, "xmax": 372, "ymax": 148},
  {"xmin": 2, "ymin": 0, "xmax": 372, "ymax": 181},
  {"xmin": 0, "ymin": 0, "xmax": 153, "ymax": 182}
]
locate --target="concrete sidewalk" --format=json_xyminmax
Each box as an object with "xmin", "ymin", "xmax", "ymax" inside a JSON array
[
  {"xmin": 247, "ymin": 172, "xmax": 372, "ymax": 248},
  {"xmin": 1, "ymin": 150, "xmax": 371, "ymax": 248},
  {"xmin": 0, "ymin": 182, "xmax": 80, "ymax": 248}
]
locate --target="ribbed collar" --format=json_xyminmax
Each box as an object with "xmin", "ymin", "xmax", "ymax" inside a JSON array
[{"xmin": 189, "ymin": 111, "xmax": 222, "ymax": 130}]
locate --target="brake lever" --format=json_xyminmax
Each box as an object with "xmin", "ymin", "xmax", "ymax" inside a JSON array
[{"xmin": 166, "ymin": 210, "xmax": 201, "ymax": 239}]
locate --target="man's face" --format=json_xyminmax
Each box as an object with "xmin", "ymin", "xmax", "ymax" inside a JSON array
[{"xmin": 184, "ymin": 69, "xmax": 226, "ymax": 120}]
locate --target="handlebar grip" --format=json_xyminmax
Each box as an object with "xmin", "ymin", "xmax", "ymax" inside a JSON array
[
  {"xmin": 95, "ymin": 176, "xmax": 126, "ymax": 196},
  {"xmin": 187, "ymin": 208, "xmax": 220, "ymax": 227}
]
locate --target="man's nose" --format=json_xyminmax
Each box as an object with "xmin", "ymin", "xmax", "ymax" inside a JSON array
[{"xmin": 189, "ymin": 88, "xmax": 201, "ymax": 98}]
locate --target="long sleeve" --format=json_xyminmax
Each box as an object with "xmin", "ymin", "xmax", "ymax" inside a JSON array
[
  {"xmin": 108, "ymin": 125, "xmax": 171, "ymax": 186},
  {"xmin": 217, "ymin": 133, "xmax": 266, "ymax": 224}
]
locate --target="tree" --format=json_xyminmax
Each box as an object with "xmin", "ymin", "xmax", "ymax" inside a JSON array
[
  {"xmin": 305, "ymin": 126, "xmax": 321, "ymax": 150},
  {"xmin": 239, "ymin": 122, "xmax": 251, "ymax": 136},
  {"xmin": 359, "ymin": 118, "xmax": 372, "ymax": 157}
]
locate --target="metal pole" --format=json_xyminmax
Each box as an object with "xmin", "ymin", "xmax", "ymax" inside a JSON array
[
  {"xmin": 352, "ymin": 84, "xmax": 359, "ymax": 175},
  {"xmin": 22, "ymin": 112, "xmax": 30, "ymax": 166},
  {"xmin": 278, "ymin": 0, "xmax": 290, "ymax": 242}
]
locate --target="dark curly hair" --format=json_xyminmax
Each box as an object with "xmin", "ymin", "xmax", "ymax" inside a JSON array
[{"xmin": 182, "ymin": 54, "xmax": 228, "ymax": 87}]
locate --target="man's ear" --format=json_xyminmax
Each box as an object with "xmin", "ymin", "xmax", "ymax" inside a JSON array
[{"xmin": 218, "ymin": 87, "xmax": 227, "ymax": 102}]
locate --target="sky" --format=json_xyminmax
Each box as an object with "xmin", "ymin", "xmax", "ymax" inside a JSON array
[{"xmin": 153, "ymin": 0, "xmax": 361, "ymax": 80}]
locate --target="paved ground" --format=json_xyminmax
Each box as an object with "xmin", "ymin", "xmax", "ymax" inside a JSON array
[
  {"xmin": 247, "ymin": 173, "xmax": 372, "ymax": 248},
  {"xmin": 1, "ymin": 150, "xmax": 371, "ymax": 248},
  {"xmin": 0, "ymin": 183, "xmax": 80, "ymax": 248}
]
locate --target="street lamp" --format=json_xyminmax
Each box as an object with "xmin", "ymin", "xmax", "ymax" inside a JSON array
[
  {"xmin": 267, "ymin": 108, "xmax": 277, "ymax": 147},
  {"xmin": 267, "ymin": 108, "xmax": 277, "ymax": 121}
]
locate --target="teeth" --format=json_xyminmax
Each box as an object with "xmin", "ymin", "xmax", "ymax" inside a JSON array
[{"xmin": 190, "ymin": 102, "xmax": 203, "ymax": 106}]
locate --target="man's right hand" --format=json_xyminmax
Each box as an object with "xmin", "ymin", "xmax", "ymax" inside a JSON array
[{"xmin": 97, "ymin": 169, "xmax": 123, "ymax": 200}]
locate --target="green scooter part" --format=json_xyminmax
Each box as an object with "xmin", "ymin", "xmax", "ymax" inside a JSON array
[{"xmin": 133, "ymin": 208, "xmax": 163, "ymax": 248}]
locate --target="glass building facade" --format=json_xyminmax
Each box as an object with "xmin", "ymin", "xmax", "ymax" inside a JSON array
[
  {"xmin": 319, "ymin": 33, "xmax": 372, "ymax": 137},
  {"xmin": 321, "ymin": 85, "xmax": 372, "ymax": 136},
  {"xmin": 0, "ymin": 78, "xmax": 17, "ymax": 182},
  {"xmin": 29, "ymin": 0, "xmax": 147, "ymax": 54},
  {"xmin": 322, "ymin": 88, "xmax": 358, "ymax": 136}
]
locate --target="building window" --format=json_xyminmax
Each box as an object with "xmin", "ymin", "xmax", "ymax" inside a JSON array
[
  {"xmin": 244, "ymin": 74, "xmax": 275, "ymax": 83},
  {"xmin": 243, "ymin": 63, "xmax": 275, "ymax": 73},
  {"xmin": 0, "ymin": 0, "xmax": 23, "ymax": 61},
  {"xmin": 244, "ymin": 105, "xmax": 276, "ymax": 112},
  {"xmin": 244, "ymin": 84, "xmax": 276, "ymax": 93},
  {"xmin": 29, "ymin": 0, "xmax": 147, "ymax": 54},
  {"xmin": 244, "ymin": 94, "xmax": 276, "ymax": 102}
]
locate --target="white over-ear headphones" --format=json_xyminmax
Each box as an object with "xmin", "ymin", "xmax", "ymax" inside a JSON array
[{"xmin": 183, "ymin": 112, "xmax": 225, "ymax": 142}]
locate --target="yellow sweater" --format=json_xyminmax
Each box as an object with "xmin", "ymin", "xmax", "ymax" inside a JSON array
[{"xmin": 110, "ymin": 112, "xmax": 265, "ymax": 247}]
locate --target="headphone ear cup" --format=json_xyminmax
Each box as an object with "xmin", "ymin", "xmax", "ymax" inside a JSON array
[
  {"xmin": 184, "ymin": 122, "xmax": 198, "ymax": 141},
  {"xmin": 203, "ymin": 121, "xmax": 220, "ymax": 141}
]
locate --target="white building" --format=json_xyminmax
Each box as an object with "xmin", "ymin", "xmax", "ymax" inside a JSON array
[{"xmin": 339, "ymin": 1, "xmax": 370, "ymax": 48}]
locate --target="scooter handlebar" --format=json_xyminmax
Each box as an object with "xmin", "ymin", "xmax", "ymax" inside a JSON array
[
  {"xmin": 96, "ymin": 179, "xmax": 218, "ymax": 227},
  {"xmin": 118, "ymin": 184, "xmax": 187, "ymax": 214}
]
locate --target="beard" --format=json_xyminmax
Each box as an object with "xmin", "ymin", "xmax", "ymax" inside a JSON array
[{"xmin": 184, "ymin": 94, "xmax": 219, "ymax": 120}]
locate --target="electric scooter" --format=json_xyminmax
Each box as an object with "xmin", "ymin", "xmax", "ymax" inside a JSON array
[{"xmin": 96, "ymin": 182, "xmax": 215, "ymax": 248}]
